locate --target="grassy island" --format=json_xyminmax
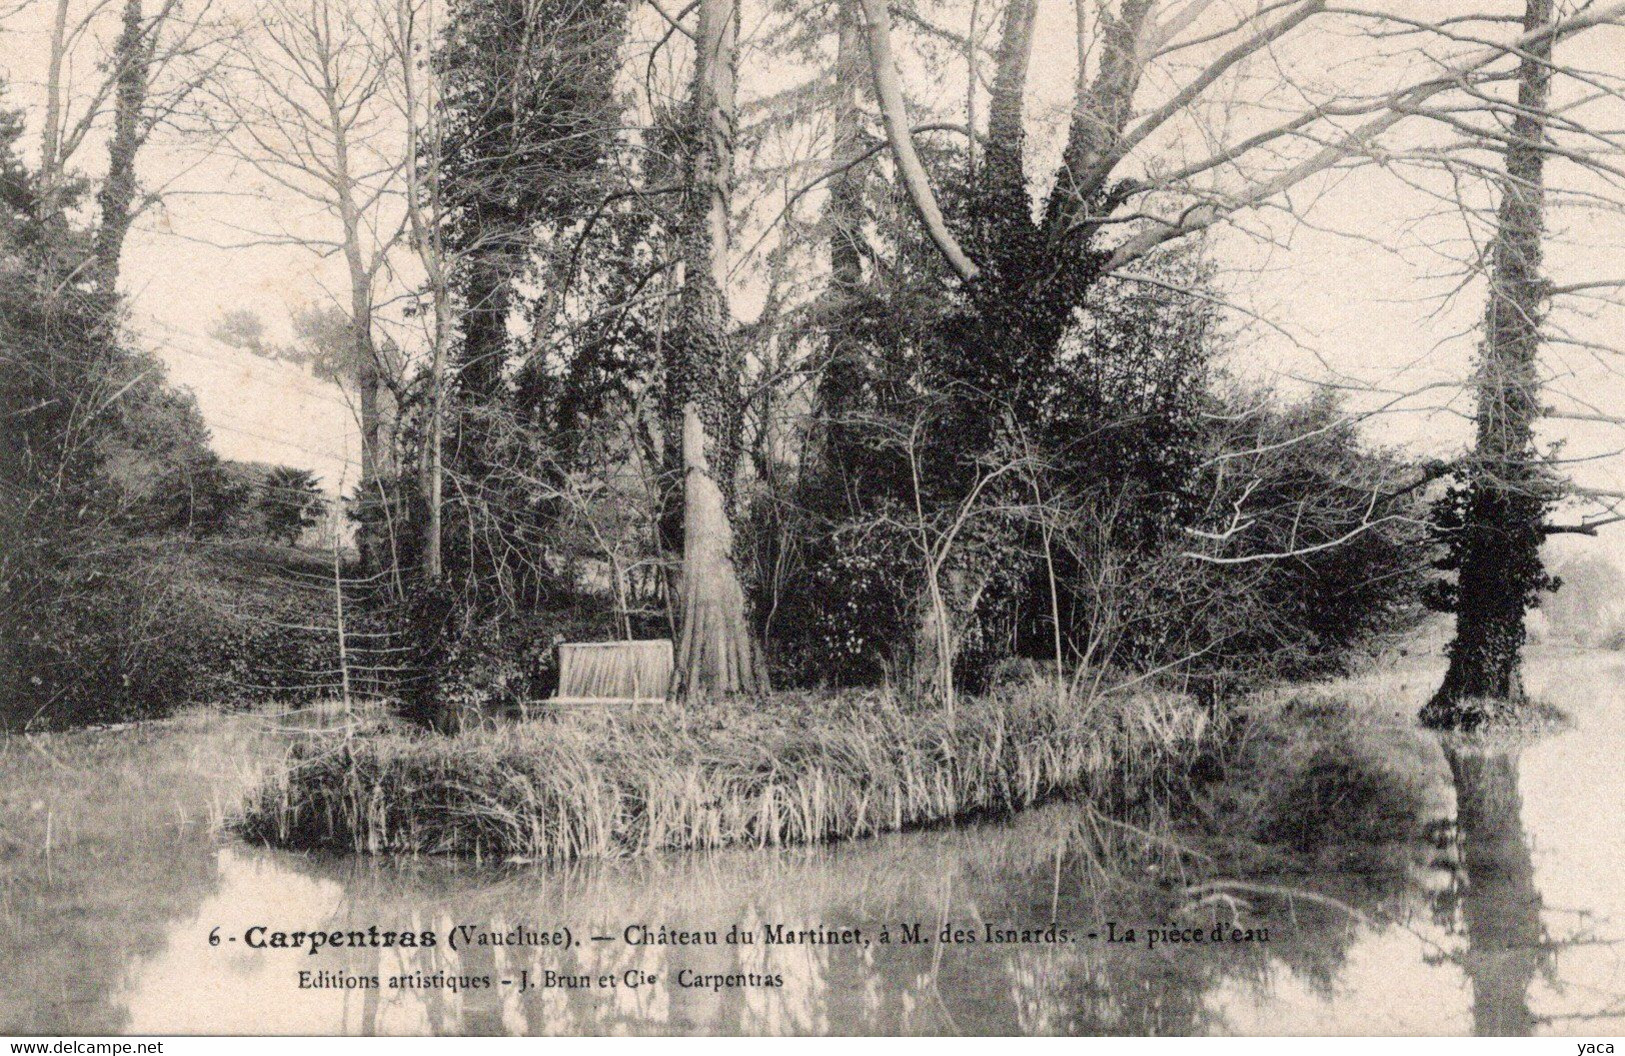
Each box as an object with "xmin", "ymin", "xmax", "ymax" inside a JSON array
[{"xmin": 240, "ymin": 682, "xmax": 1222, "ymax": 861}]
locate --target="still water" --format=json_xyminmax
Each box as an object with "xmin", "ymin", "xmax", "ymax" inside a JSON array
[{"xmin": 10, "ymin": 652, "xmax": 1625, "ymax": 1035}]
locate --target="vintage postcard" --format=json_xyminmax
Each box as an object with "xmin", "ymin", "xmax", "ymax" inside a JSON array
[{"xmin": 3, "ymin": 0, "xmax": 1623, "ymax": 1042}]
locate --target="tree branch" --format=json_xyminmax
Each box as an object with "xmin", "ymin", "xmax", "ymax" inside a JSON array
[{"xmin": 858, "ymin": 0, "xmax": 979, "ymax": 281}]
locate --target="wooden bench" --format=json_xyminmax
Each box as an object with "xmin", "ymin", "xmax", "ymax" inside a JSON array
[{"xmin": 553, "ymin": 639, "xmax": 673, "ymax": 704}]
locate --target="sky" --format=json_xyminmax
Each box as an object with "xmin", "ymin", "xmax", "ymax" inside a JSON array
[
  {"xmin": 134, "ymin": 316, "xmax": 364, "ymax": 495},
  {"xmin": 5, "ymin": 0, "xmax": 1625, "ymax": 560}
]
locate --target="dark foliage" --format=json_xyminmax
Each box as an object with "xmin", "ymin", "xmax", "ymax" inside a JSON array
[
  {"xmin": 0, "ymin": 90, "xmax": 339, "ymax": 729},
  {"xmin": 393, "ymin": 578, "xmax": 621, "ymax": 730},
  {"xmin": 260, "ymin": 466, "xmax": 328, "ymax": 546},
  {"xmin": 1165, "ymin": 387, "xmax": 1434, "ymax": 688},
  {"xmin": 4, "ymin": 542, "xmax": 350, "ymax": 730}
]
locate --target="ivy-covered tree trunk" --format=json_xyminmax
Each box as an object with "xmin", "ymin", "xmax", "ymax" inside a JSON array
[
  {"xmin": 666, "ymin": 0, "xmax": 764, "ymax": 698},
  {"xmin": 93, "ymin": 0, "xmax": 151, "ymax": 298},
  {"xmin": 810, "ymin": 0, "xmax": 869, "ymax": 491},
  {"xmin": 457, "ymin": 256, "xmax": 513, "ymax": 408},
  {"xmin": 1423, "ymin": 0, "xmax": 1556, "ymax": 728}
]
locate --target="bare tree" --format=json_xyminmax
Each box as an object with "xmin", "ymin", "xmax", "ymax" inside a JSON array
[
  {"xmin": 34, "ymin": 0, "xmax": 230, "ymax": 288},
  {"xmin": 211, "ymin": 0, "xmax": 409, "ymax": 570}
]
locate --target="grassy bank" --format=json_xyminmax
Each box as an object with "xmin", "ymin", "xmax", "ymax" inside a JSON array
[
  {"xmin": 239, "ymin": 683, "xmax": 1220, "ymax": 860},
  {"xmin": 1196, "ymin": 663, "xmax": 1458, "ymax": 871}
]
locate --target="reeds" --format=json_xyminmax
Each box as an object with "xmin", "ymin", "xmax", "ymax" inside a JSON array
[{"xmin": 239, "ymin": 681, "xmax": 1221, "ymax": 861}]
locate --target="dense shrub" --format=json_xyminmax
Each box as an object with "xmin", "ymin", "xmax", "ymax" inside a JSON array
[
  {"xmin": 0, "ymin": 97, "xmax": 314, "ymax": 730},
  {"xmin": 1166, "ymin": 386, "xmax": 1434, "ymax": 687},
  {"xmin": 2, "ymin": 542, "xmax": 350, "ymax": 730},
  {"xmin": 764, "ymin": 381, "xmax": 1431, "ymax": 698},
  {"xmin": 395, "ymin": 580, "xmax": 624, "ymax": 730}
]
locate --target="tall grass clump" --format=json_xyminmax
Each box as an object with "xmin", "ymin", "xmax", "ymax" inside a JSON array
[{"xmin": 239, "ymin": 681, "xmax": 1220, "ymax": 861}]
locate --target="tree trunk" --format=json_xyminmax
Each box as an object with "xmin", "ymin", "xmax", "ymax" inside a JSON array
[
  {"xmin": 674, "ymin": 406, "xmax": 760, "ymax": 695},
  {"xmin": 332, "ymin": 126, "xmax": 387, "ymax": 574},
  {"xmin": 1044, "ymin": 0, "xmax": 1156, "ymax": 236},
  {"xmin": 349, "ymin": 276, "xmax": 385, "ymax": 572},
  {"xmin": 913, "ymin": 565, "xmax": 958, "ymax": 710},
  {"xmin": 811, "ymin": 0, "xmax": 870, "ymax": 492},
  {"xmin": 394, "ymin": 2, "xmax": 447, "ymax": 584},
  {"xmin": 424, "ymin": 287, "xmax": 449, "ymax": 581},
  {"xmin": 1424, "ymin": 0, "xmax": 1555, "ymax": 729},
  {"xmin": 457, "ymin": 256, "xmax": 513, "ymax": 406},
  {"xmin": 39, "ymin": 0, "xmax": 71, "ymax": 221},
  {"xmin": 859, "ymin": 0, "xmax": 977, "ymax": 281},
  {"xmin": 93, "ymin": 0, "xmax": 151, "ymax": 298},
  {"xmin": 666, "ymin": 0, "xmax": 764, "ymax": 698}
]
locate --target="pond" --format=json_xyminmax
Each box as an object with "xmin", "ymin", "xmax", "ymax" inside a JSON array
[{"xmin": 5, "ymin": 651, "xmax": 1623, "ymax": 1036}]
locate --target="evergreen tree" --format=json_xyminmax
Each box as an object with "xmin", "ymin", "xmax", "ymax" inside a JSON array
[{"xmin": 261, "ymin": 467, "xmax": 329, "ymax": 547}]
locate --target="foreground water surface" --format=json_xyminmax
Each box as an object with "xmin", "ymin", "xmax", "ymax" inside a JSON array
[{"xmin": 5, "ymin": 651, "xmax": 1623, "ymax": 1035}]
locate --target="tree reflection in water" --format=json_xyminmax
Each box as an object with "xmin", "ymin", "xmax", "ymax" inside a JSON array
[
  {"xmin": 27, "ymin": 653, "xmax": 1625, "ymax": 1036},
  {"xmin": 260, "ymin": 799, "xmax": 1435, "ymax": 1036},
  {"xmin": 253, "ymin": 731, "xmax": 1607, "ymax": 1036},
  {"xmin": 1444, "ymin": 747, "xmax": 1546, "ymax": 1037}
]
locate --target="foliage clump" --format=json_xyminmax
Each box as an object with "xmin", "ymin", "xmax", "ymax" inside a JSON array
[{"xmin": 260, "ymin": 467, "xmax": 329, "ymax": 546}]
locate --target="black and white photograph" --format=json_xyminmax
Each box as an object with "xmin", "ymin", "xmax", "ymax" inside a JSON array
[{"xmin": 2, "ymin": 0, "xmax": 1625, "ymax": 1040}]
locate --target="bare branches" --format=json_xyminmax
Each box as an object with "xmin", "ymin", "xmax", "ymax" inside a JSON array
[
  {"xmin": 857, "ymin": 0, "xmax": 979, "ymax": 281},
  {"xmin": 1103, "ymin": 1, "xmax": 1331, "ymax": 189},
  {"xmin": 1108, "ymin": 0, "xmax": 1625, "ymax": 270},
  {"xmin": 646, "ymin": 0, "xmax": 695, "ymax": 41}
]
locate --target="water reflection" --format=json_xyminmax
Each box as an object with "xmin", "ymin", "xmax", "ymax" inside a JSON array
[
  {"xmin": 11, "ymin": 653, "xmax": 1624, "ymax": 1035},
  {"xmin": 1446, "ymin": 748, "xmax": 1545, "ymax": 1036},
  {"xmin": 106, "ymin": 800, "xmax": 1436, "ymax": 1035},
  {"xmin": 0, "ymin": 817, "xmax": 224, "ymax": 1035},
  {"xmin": 0, "ymin": 717, "xmax": 257, "ymax": 1036}
]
